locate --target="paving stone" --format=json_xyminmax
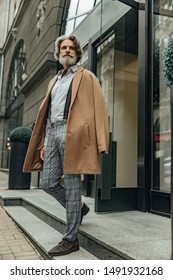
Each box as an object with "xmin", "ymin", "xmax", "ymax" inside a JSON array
[
  {"xmin": 2, "ymin": 254, "xmax": 15, "ymax": 260},
  {"xmin": 0, "ymin": 203, "xmax": 41, "ymax": 260}
]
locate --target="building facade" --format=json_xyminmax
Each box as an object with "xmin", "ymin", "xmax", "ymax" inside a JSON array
[{"xmin": 0, "ymin": 0, "xmax": 172, "ymax": 217}]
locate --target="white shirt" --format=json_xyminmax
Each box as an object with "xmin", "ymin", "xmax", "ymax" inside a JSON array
[{"xmin": 44, "ymin": 65, "xmax": 77, "ymax": 145}]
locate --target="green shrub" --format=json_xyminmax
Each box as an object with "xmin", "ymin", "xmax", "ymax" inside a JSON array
[
  {"xmin": 9, "ymin": 126, "xmax": 32, "ymax": 143},
  {"xmin": 163, "ymin": 38, "xmax": 173, "ymax": 85}
]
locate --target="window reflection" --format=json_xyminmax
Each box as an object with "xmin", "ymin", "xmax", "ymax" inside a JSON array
[
  {"xmin": 96, "ymin": 12, "xmax": 138, "ymax": 188},
  {"xmin": 64, "ymin": 0, "xmax": 101, "ymax": 34},
  {"xmin": 65, "ymin": 19, "xmax": 75, "ymax": 35},
  {"xmin": 97, "ymin": 33, "xmax": 115, "ymax": 133},
  {"xmin": 68, "ymin": 0, "xmax": 78, "ymax": 17},
  {"xmin": 80, "ymin": 46, "xmax": 89, "ymax": 69},
  {"xmin": 6, "ymin": 41, "xmax": 27, "ymax": 106},
  {"xmin": 77, "ymin": 0, "xmax": 96, "ymax": 14},
  {"xmin": 153, "ymin": 0, "xmax": 173, "ymax": 193}
]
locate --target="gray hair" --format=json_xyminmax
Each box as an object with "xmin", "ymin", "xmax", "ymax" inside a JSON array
[{"xmin": 54, "ymin": 34, "xmax": 83, "ymax": 63}]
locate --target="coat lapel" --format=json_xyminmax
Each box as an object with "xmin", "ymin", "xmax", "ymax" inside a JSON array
[{"xmin": 70, "ymin": 66, "xmax": 83, "ymax": 107}]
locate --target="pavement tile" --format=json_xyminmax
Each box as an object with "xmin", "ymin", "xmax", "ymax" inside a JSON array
[
  {"xmin": 0, "ymin": 240, "xmax": 8, "ymax": 246},
  {"xmin": 0, "ymin": 246, "xmax": 10, "ymax": 250},
  {"xmin": 14, "ymin": 251, "xmax": 40, "ymax": 257},
  {"xmin": 2, "ymin": 254, "xmax": 15, "ymax": 260},
  {"xmin": 20, "ymin": 244, "xmax": 36, "ymax": 251},
  {"xmin": 8, "ymin": 245, "xmax": 23, "ymax": 253},
  {"xmin": 16, "ymin": 255, "xmax": 41, "ymax": 260},
  {"xmin": 4, "ymin": 234, "xmax": 16, "ymax": 240},
  {"xmin": 0, "ymin": 191, "xmax": 42, "ymax": 260},
  {"xmin": 6, "ymin": 240, "xmax": 31, "ymax": 246}
]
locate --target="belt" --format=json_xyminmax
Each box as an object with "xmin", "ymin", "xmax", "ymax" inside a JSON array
[{"xmin": 51, "ymin": 119, "xmax": 67, "ymax": 127}]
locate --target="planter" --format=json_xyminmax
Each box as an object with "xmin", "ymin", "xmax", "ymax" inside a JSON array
[
  {"xmin": 8, "ymin": 126, "xmax": 32, "ymax": 190},
  {"xmin": 9, "ymin": 142, "xmax": 31, "ymax": 189}
]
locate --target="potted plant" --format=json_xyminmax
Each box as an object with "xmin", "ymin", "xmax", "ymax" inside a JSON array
[{"xmin": 8, "ymin": 126, "xmax": 32, "ymax": 189}]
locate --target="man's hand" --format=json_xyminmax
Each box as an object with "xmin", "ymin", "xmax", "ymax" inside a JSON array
[{"xmin": 40, "ymin": 145, "xmax": 46, "ymax": 160}]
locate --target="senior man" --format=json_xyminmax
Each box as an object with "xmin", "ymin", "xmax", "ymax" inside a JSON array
[{"xmin": 23, "ymin": 34, "xmax": 109, "ymax": 256}]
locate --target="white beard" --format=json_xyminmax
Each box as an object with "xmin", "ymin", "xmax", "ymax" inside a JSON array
[{"xmin": 59, "ymin": 55, "xmax": 77, "ymax": 66}]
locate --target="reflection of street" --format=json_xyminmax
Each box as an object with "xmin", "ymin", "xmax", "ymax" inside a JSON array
[
  {"xmin": 153, "ymin": 154, "xmax": 171, "ymax": 192},
  {"xmin": 153, "ymin": 127, "xmax": 171, "ymax": 192},
  {"xmin": 163, "ymin": 156, "xmax": 171, "ymax": 192},
  {"xmin": 164, "ymin": 156, "xmax": 171, "ymax": 176},
  {"xmin": 163, "ymin": 175, "xmax": 171, "ymax": 193}
]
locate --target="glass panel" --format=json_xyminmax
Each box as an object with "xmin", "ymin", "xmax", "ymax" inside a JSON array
[
  {"xmin": 154, "ymin": 0, "xmax": 173, "ymax": 9},
  {"xmin": 7, "ymin": 41, "xmax": 26, "ymax": 106},
  {"xmin": 65, "ymin": 19, "xmax": 75, "ymax": 35},
  {"xmin": 97, "ymin": 33, "xmax": 115, "ymax": 134},
  {"xmin": 113, "ymin": 17, "xmax": 138, "ymax": 188},
  {"xmin": 152, "ymin": 0, "xmax": 173, "ymax": 192},
  {"xmin": 80, "ymin": 46, "xmax": 89, "ymax": 69},
  {"xmin": 64, "ymin": 0, "xmax": 99, "ymax": 35},
  {"xmin": 75, "ymin": 15, "xmax": 86, "ymax": 28},
  {"xmin": 77, "ymin": 0, "xmax": 95, "ymax": 14},
  {"xmin": 68, "ymin": 0, "xmax": 78, "ymax": 18},
  {"xmin": 97, "ymin": 9, "xmax": 138, "ymax": 188}
]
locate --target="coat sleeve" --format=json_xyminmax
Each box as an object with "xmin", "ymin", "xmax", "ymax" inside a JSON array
[
  {"xmin": 23, "ymin": 76, "xmax": 57, "ymax": 172},
  {"xmin": 91, "ymin": 74, "xmax": 109, "ymax": 154}
]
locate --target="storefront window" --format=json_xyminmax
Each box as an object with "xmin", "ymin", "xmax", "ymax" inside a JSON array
[
  {"xmin": 152, "ymin": 0, "xmax": 173, "ymax": 192},
  {"xmin": 6, "ymin": 40, "xmax": 26, "ymax": 107},
  {"xmin": 97, "ymin": 7, "xmax": 138, "ymax": 188}
]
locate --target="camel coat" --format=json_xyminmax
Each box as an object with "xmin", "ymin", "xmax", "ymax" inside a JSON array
[{"xmin": 23, "ymin": 66, "xmax": 109, "ymax": 174}]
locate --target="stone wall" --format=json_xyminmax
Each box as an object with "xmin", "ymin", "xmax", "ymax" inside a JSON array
[{"xmin": 0, "ymin": 0, "xmax": 65, "ymax": 172}]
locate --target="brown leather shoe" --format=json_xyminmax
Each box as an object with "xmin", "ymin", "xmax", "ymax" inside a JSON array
[
  {"xmin": 48, "ymin": 239, "xmax": 79, "ymax": 256},
  {"xmin": 81, "ymin": 203, "xmax": 90, "ymax": 224}
]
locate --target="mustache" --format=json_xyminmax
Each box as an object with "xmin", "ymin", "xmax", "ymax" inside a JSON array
[{"xmin": 63, "ymin": 54, "xmax": 72, "ymax": 58}]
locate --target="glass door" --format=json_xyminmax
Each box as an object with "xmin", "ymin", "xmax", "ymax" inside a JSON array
[{"xmin": 95, "ymin": 4, "xmax": 138, "ymax": 212}]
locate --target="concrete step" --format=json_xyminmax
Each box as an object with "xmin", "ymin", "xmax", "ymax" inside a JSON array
[
  {"xmin": 1, "ymin": 192, "xmax": 127, "ymax": 259},
  {"xmin": 1, "ymin": 189, "xmax": 171, "ymax": 260},
  {"xmin": 4, "ymin": 206, "xmax": 98, "ymax": 260}
]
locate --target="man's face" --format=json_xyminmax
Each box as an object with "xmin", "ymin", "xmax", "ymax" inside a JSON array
[{"xmin": 59, "ymin": 39, "xmax": 77, "ymax": 66}]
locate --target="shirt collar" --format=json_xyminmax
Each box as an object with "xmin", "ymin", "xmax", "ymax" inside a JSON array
[{"xmin": 58, "ymin": 64, "xmax": 78, "ymax": 77}]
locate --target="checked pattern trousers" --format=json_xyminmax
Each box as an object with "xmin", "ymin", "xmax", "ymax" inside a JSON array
[{"xmin": 41, "ymin": 121, "xmax": 82, "ymax": 241}]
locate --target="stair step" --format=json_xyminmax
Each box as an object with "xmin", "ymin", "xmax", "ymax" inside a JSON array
[
  {"xmin": 4, "ymin": 206, "xmax": 98, "ymax": 260},
  {"xmin": 1, "ymin": 191, "xmax": 129, "ymax": 259}
]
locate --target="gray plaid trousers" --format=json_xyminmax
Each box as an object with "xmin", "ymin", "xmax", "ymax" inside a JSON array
[{"xmin": 41, "ymin": 121, "xmax": 81, "ymax": 241}]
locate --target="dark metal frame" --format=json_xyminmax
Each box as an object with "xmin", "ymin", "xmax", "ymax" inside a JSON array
[
  {"xmin": 137, "ymin": 6, "xmax": 147, "ymax": 211},
  {"xmin": 143, "ymin": 0, "xmax": 153, "ymax": 211}
]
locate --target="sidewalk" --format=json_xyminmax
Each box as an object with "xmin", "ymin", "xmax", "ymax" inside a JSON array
[{"xmin": 0, "ymin": 170, "xmax": 42, "ymax": 260}]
